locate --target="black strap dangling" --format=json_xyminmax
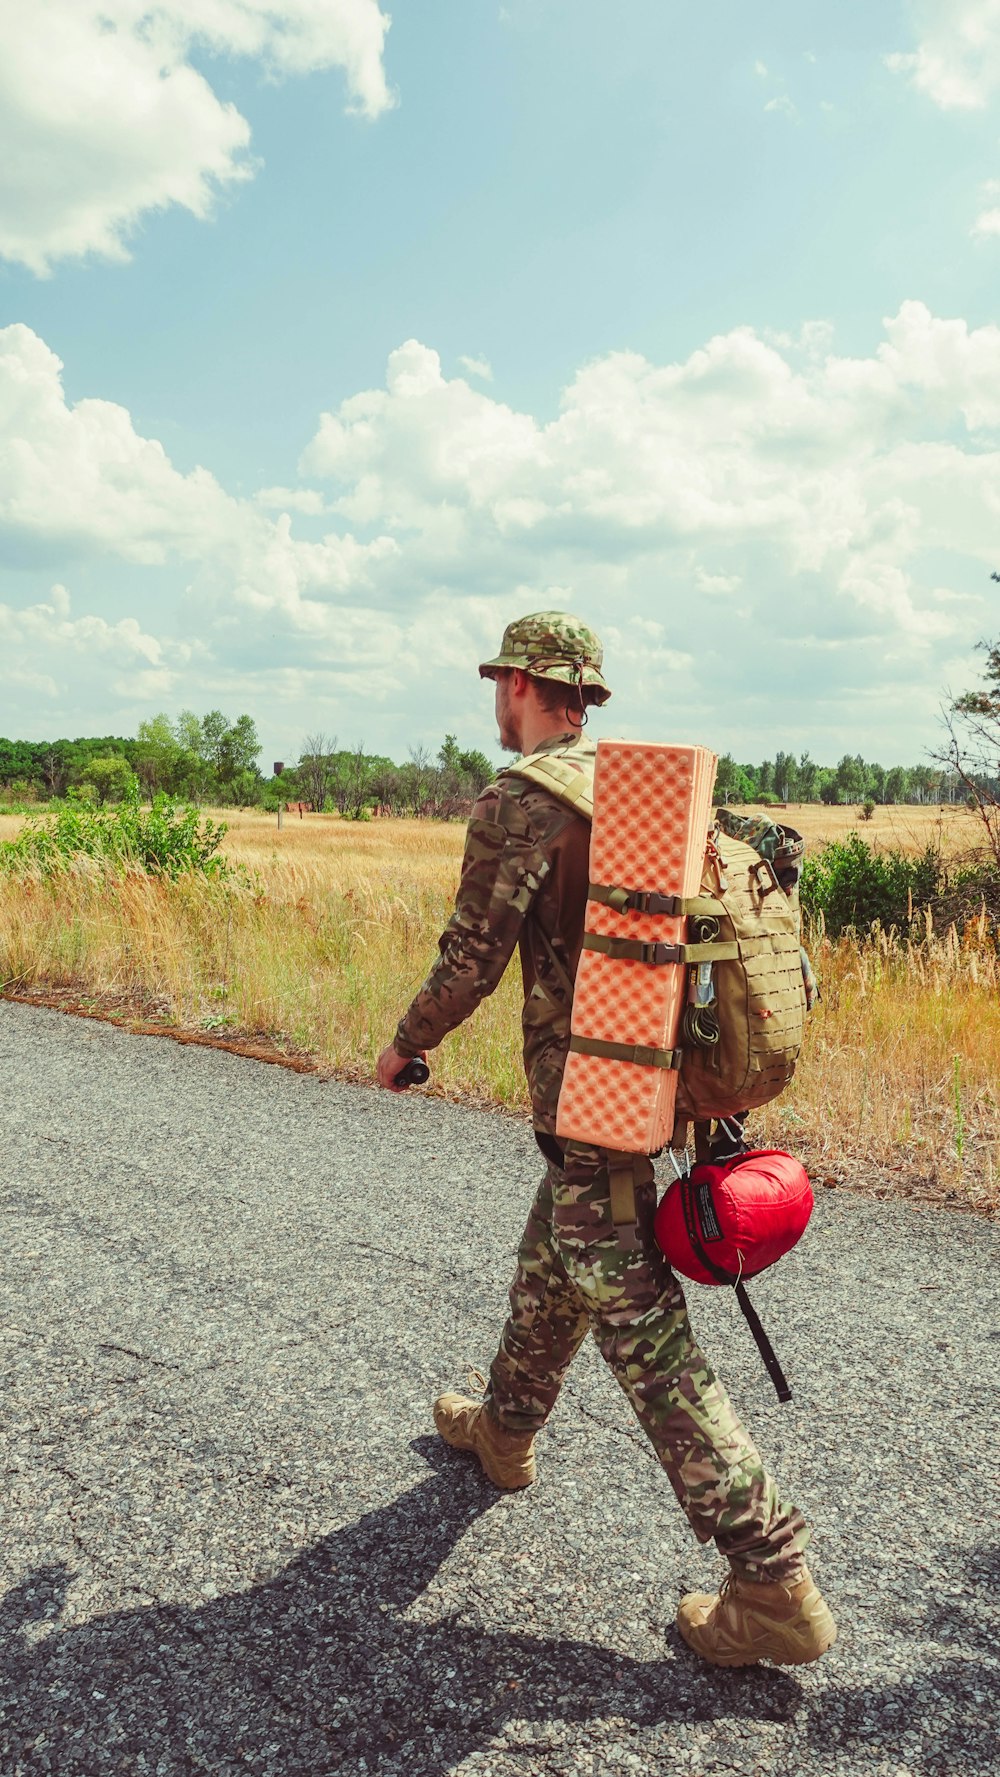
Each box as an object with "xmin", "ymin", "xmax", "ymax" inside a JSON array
[{"xmin": 679, "ymin": 1168, "xmax": 794, "ymax": 1404}]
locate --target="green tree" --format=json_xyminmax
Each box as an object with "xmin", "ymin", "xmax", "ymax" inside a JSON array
[
  {"xmin": 174, "ymin": 710, "xmax": 204, "ymax": 756},
  {"xmin": 773, "ymin": 750, "xmax": 798, "ymax": 802},
  {"xmin": 458, "ymin": 747, "xmax": 494, "ymax": 794},
  {"xmin": 226, "ymin": 768, "xmax": 265, "ymax": 808},
  {"xmin": 797, "ymin": 752, "xmax": 818, "ymax": 802},
  {"xmin": 40, "ymin": 742, "xmax": 73, "ymax": 799},
  {"xmin": 135, "ymin": 714, "xmax": 183, "ymax": 797},
  {"xmin": 218, "ymin": 713, "xmax": 261, "ymax": 783},
  {"xmin": 81, "ymin": 756, "xmax": 137, "ymax": 806},
  {"xmin": 199, "ymin": 710, "xmax": 231, "ymax": 775},
  {"xmin": 883, "ymin": 765, "xmax": 910, "ymax": 804},
  {"xmin": 172, "ymin": 711, "xmax": 214, "ymax": 799},
  {"xmin": 834, "ymin": 754, "xmax": 866, "ymax": 803},
  {"xmin": 438, "ymin": 733, "xmax": 462, "ymax": 776},
  {"xmin": 715, "ymin": 754, "xmax": 754, "ymax": 804},
  {"xmin": 802, "ymin": 834, "xmax": 941, "ymax": 936}
]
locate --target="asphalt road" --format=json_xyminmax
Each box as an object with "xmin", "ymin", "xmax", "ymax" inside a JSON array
[{"xmin": 1, "ymin": 1000, "xmax": 997, "ymax": 1777}]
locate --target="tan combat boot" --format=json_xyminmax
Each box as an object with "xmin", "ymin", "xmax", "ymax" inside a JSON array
[
  {"xmin": 433, "ymin": 1390, "xmax": 537, "ymax": 1489},
  {"xmin": 677, "ymin": 1565, "xmax": 837, "ymax": 1667}
]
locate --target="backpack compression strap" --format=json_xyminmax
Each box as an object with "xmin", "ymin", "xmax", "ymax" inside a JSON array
[
  {"xmin": 583, "ymin": 933, "xmax": 739, "ymax": 966},
  {"xmin": 569, "ymin": 1034, "xmax": 682, "ymax": 1069},
  {"xmin": 588, "ymin": 884, "xmax": 724, "ymax": 919}
]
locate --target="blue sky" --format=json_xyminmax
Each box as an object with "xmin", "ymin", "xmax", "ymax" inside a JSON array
[{"xmin": 3, "ymin": 0, "xmax": 1000, "ymax": 772}]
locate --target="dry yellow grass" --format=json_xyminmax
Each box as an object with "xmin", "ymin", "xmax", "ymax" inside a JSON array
[
  {"xmin": 755, "ymin": 914, "xmax": 1000, "ymax": 1207},
  {"xmin": 0, "ymin": 798, "xmax": 973, "ymax": 856},
  {"xmin": 1, "ymin": 805, "xmax": 996, "ymax": 1208},
  {"xmin": 0, "ymin": 815, "xmax": 523, "ymax": 1110},
  {"xmin": 738, "ymin": 801, "xmax": 975, "ymax": 856}
]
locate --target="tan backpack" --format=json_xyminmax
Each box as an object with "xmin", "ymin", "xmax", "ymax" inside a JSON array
[{"xmin": 510, "ymin": 741, "xmax": 807, "ymax": 1138}]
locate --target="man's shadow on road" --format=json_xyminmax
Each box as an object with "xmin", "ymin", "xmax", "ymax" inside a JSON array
[{"xmin": 0, "ymin": 1441, "xmax": 993, "ymax": 1774}]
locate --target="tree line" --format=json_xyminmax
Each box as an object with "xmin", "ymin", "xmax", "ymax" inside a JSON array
[
  {"xmin": 0, "ymin": 714, "xmax": 496, "ymax": 818},
  {"xmin": 288, "ymin": 732, "xmax": 495, "ymax": 819},
  {"xmin": 0, "ymin": 713, "xmax": 979, "ymax": 815},
  {"xmin": 715, "ymin": 751, "xmax": 970, "ymax": 807},
  {"xmin": 0, "ymin": 713, "xmax": 262, "ymax": 808}
]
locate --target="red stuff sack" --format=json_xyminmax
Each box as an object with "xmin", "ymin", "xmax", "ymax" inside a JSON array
[{"xmin": 654, "ymin": 1149, "xmax": 814, "ymax": 1287}]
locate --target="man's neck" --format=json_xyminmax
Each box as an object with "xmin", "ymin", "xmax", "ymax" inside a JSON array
[{"xmin": 518, "ymin": 718, "xmax": 583, "ymax": 757}]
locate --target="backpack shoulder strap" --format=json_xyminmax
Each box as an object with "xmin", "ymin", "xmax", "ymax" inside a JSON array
[{"xmin": 505, "ymin": 739, "xmax": 597, "ymax": 821}]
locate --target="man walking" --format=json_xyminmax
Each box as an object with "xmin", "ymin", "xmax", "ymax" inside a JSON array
[{"xmin": 377, "ymin": 611, "xmax": 835, "ymax": 1668}]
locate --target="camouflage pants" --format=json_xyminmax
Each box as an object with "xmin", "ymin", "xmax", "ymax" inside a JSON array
[{"xmin": 488, "ymin": 1141, "xmax": 811, "ymax": 1583}]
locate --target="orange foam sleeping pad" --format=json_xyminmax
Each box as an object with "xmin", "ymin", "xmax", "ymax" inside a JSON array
[{"xmin": 556, "ymin": 739, "xmax": 718, "ymax": 1155}]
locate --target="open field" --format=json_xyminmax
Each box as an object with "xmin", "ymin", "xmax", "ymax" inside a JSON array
[
  {"xmin": 1, "ymin": 804, "xmax": 997, "ymax": 1209},
  {"xmin": 0, "ymin": 798, "xmax": 979, "ymax": 858},
  {"xmin": 741, "ymin": 800, "xmax": 977, "ymax": 854},
  {"xmin": 0, "ymin": 798, "xmax": 979, "ymax": 859}
]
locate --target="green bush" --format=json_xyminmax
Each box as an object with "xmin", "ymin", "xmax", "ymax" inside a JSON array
[
  {"xmin": 0, "ymin": 786, "xmax": 231, "ymax": 880},
  {"xmin": 801, "ymin": 833, "xmax": 941, "ymax": 937}
]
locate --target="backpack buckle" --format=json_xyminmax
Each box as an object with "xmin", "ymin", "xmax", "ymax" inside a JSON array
[
  {"xmin": 629, "ymin": 890, "xmax": 680, "ymax": 916},
  {"xmin": 639, "ymin": 941, "xmax": 683, "ymax": 966},
  {"xmin": 597, "ymin": 884, "xmax": 681, "ymax": 916}
]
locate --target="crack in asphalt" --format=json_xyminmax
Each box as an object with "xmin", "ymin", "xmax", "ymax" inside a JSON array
[
  {"xmin": 97, "ymin": 1342, "xmax": 179, "ymax": 1370},
  {"xmin": 562, "ymin": 1385, "xmax": 651, "ymax": 1455}
]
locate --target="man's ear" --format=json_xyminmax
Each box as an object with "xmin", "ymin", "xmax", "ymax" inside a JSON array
[{"xmin": 510, "ymin": 667, "xmax": 531, "ymax": 697}]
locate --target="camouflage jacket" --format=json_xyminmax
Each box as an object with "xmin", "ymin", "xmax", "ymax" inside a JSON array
[{"xmin": 395, "ymin": 733, "xmax": 591, "ymax": 1133}]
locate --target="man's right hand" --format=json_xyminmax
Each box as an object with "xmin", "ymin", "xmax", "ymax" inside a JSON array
[{"xmin": 376, "ymin": 1041, "xmax": 424, "ymax": 1092}]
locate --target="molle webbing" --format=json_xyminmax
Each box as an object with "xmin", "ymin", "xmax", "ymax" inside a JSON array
[{"xmin": 582, "ymin": 933, "xmax": 739, "ymax": 967}]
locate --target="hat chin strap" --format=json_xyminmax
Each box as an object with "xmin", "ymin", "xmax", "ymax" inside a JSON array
[{"xmin": 573, "ymin": 657, "xmax": 589, "ymax": 727}]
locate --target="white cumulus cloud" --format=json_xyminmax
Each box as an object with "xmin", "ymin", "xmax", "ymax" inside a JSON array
[
  {"xmin": 0, "ymin": 0, "xmax": 393, "ymax": 274},
  {"xmin": 0, "ymin": 325, "xmax": 235, "ymax": 560},
  {"xmin": 0, "ymin": 322, "xmax": 396, "ymax": 633},
  {"xmin": 255, "ymin": 485, "xmax": 329, "ymax": 514},
  {"xmin": 295, "ymin": 304, "xmax": 1000, "ymax": 748},
  {"xmin": 0, "ymin": 583, "xmax": 193, "ymax": 710},
  {"xmin": 2, "ymin": 309, "xmax": 999, "ymax": 760},
  {"xmin": 888, "ymin": 1, "xmax": 1000, "ymax": 110}
]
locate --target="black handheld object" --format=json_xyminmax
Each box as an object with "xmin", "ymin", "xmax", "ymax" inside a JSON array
[{"xmin": 396, "ymin": 1057, "xmax": 430, "ymax": 1089}]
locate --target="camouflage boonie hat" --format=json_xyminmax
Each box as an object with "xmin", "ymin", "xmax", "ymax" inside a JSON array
[{"xmin": 478, "ymin": 610, "xmax": 611, "ymax": 704}]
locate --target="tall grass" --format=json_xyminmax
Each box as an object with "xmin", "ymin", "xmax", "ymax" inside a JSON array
[
  {"xmin": 0, "ymin": 815, "xmax": 996, "ymax": 1207},
  {"xmin": 0, "ymin": 829, "xmax": 524, "ymax": 1109},
  {"xmin": 755, "ymin": 910, "xmax": 1000, "ymax": 1205}
]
